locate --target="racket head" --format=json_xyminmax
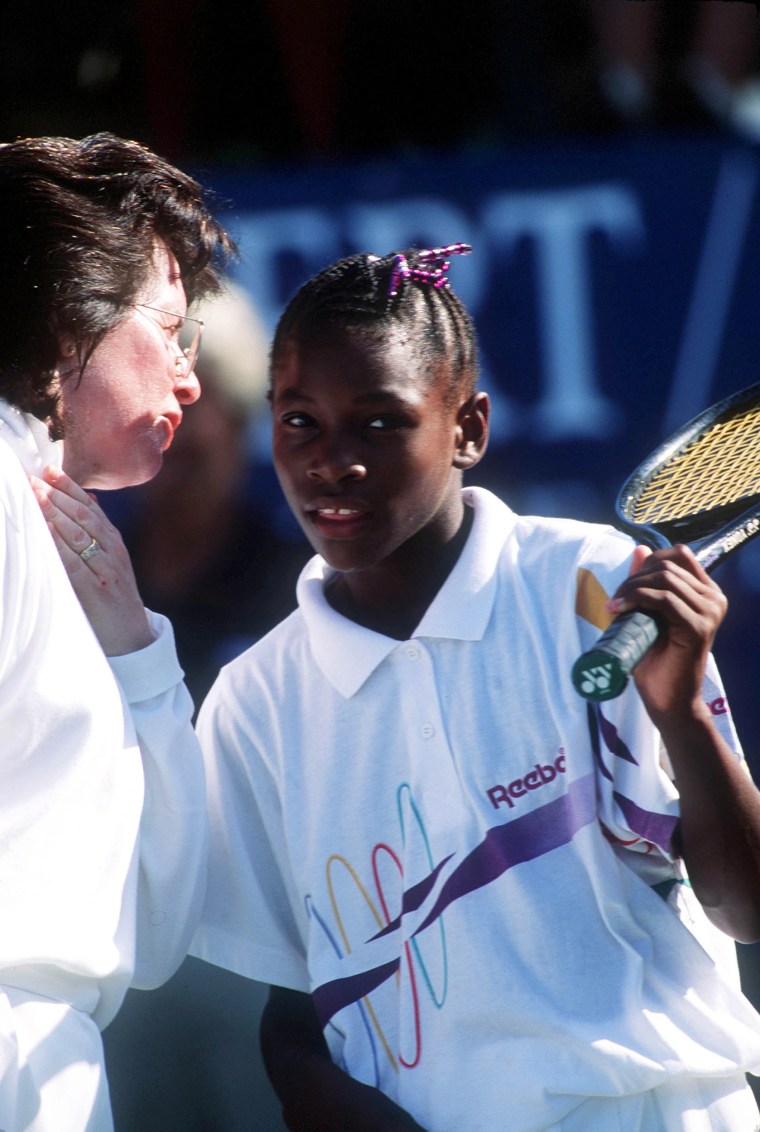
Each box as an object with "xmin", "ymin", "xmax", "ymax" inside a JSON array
[{"xmin": 613, "ymin": 380, "xmax": 760, "ymax": 565}]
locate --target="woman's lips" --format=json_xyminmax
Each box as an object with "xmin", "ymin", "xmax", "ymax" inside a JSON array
[{"xmin": 157, "ymin": 414, "xmax": 179, "ymax": 451}]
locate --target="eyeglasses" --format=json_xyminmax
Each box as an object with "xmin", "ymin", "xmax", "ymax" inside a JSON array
[{"xmin": 133, "ymin": 304, "xmax": 204, "ymax": 377}]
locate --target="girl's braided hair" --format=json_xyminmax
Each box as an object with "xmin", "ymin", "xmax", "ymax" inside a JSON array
[{"xmin": 271, "ymin": 245, "xmax": 478, "ymax": 406}]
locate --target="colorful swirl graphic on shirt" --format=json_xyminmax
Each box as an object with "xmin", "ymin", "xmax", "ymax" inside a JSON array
[
  {"xmin": 305, "ymin": 772, "xmax": 613, "ymax": 1076},
  {"xmin": 306, "ymin": 783, "xmax": 446, "ymax": 1074}
]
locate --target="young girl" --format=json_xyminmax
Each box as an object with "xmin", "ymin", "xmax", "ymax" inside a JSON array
[{"xmin": 193, "ymin": 245, "xmax": 760, "ymax": 1129}]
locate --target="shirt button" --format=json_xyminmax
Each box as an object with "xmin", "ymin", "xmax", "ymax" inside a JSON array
[
  {"xmin": 405, "ymin": 645, "xmax": 420, "ymax": 660},
  {"xmin": 421, "ymin": 723, "xmax": 436, "ymax": 739}
]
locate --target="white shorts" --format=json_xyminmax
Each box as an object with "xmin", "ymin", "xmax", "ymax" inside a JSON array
[
  {"xmin": 0, "ymin": 986, "xmax": 112, "ymax": 1132},
  {"xmin": 556, "ymin": 1073, "xmax": 760, "ymax": 1132}
]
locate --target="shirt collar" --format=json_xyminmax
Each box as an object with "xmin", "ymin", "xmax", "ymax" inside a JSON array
[
  {"xmin": 297, "ymin": 486, "xmax": 516, "ymax": 698},
  {"xmin": 0, "ymin": 398, "xmax": 63, "ymax": 476}
]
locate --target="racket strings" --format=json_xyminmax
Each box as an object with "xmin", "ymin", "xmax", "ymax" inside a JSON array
[{"xmin": 630, "ymin": 407, "xmax": 760, "ymax": 523}]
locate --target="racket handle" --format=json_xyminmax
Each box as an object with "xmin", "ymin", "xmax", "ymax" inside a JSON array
[{"xmin": 571, "ymin": 610, "xmax": 661, "ymax": 701}]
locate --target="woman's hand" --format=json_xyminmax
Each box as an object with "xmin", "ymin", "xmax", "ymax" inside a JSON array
[
  {"xmin": 31, "ymin": 465, "xmax": 155, "ymax": 656},
  {"xmin": 606, "ymin": 543, "xmax": 726, "ymax": 726}
]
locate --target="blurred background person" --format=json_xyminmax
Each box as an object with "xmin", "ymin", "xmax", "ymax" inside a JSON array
[{"xmin": 589, "ymin": 0, "xmax": 760, "ymax": 140}]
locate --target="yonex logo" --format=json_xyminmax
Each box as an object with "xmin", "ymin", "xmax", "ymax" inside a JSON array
[
  {"xmin": 578, "ymin": 662, "xmax": 614, "ymax": 697},
  {"xmin": 486, "ymin": 751, "xmax": 567, "ymax": 810}
]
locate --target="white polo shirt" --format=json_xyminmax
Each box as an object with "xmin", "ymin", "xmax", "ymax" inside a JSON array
[{"xmin": 193, "ymin": 486, "xmax": 760, "ymax": 1131}]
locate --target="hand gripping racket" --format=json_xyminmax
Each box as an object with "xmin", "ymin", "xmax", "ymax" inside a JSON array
[{"xmin": 572, "ymin": 381, "xmax": 760, "ymax": 702}]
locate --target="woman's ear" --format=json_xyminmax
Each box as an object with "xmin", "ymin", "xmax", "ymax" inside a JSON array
[
  {"xmin": 58, "ymin": 334, "xmax": 77, "ymax": 362},
  {"xmin": 453, "ymin": 391, "xmax": 490, "ymax": 470}
]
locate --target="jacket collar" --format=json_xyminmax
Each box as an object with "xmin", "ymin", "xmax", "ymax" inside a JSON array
[{"xmin": 0, "ymin": 398, "xmax": 63, "ymax": 476}]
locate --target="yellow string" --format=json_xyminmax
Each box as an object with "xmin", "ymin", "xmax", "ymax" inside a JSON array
[{"xmin": 631, "ymin": 408, "xmax": 760, "ymax": 523}]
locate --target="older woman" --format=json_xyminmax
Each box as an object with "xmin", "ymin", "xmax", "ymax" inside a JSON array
[{"xmin": 0, "ymin": 132, "xmax": 232, "ymax": 1131}]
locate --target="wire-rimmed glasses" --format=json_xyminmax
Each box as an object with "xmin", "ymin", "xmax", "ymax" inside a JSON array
[{"xmin": 133, "ymin": 304, "xmax": 204, "ymax": 376}]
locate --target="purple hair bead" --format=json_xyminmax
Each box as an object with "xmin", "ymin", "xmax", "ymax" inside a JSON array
[
  {"xmin": 387, "ymin": 253, "xmax": 411, "ymax": 300},
  {"xmin": 386, "ymin": 242, "xmax": 471, "ymax": 302}
]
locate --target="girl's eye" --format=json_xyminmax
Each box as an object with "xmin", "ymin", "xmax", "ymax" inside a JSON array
[
  {"xmin": 367, "ymin": 415, "xmax": 404, "ymax": 430},
  {"xmin": 281, "ymin": 412, "xmax": 315, "ymax": 428}
]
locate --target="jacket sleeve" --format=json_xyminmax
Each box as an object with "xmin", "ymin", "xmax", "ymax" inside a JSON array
[{"xmin": 108, "ymin": 610, "xmax": 208, "ymax": 989}]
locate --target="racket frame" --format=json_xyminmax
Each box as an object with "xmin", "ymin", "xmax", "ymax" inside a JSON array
[
  {"xmin": 572, "ymin": 380, "xmax": 760, "ymax": 702},
  {"xmin": 614, "ymin": 378, "xmax": 760, "ymax": 566}
]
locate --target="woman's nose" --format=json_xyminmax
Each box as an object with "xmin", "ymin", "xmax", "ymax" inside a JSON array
[{"xmin": 173, "ymin": 356, "xmax": 201, "ymax": 405}]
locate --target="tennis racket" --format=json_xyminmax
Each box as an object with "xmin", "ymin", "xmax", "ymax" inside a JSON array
[{"xmin": 572, "ymin": 381, "xmax": 760, "ymax": 702}]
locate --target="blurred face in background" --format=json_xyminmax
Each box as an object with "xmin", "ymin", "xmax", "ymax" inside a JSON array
[
  {"xmin": 140, "ymin": 371, "xmax": 248, "ymax": 515},
  {"xmin": 133, "ymin": 278, "xmax": 268, "ymax": 518}
]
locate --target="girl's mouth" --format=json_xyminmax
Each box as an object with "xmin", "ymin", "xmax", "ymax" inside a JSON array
[{"xmin": 311, "ymin": 506, "xmax": 372, "ymax": 538}]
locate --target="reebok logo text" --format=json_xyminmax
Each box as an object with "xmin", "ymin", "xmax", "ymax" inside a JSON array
[{"xmin": 486, "ymin": 751, "xmax": 567, "ymax": 810}]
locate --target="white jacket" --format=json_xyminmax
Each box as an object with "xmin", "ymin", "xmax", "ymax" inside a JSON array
[{"xmin": 0, "ymin": 398, "xmax": 206, "ymax": 1128}]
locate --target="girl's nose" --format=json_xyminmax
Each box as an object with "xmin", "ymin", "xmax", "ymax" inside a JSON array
[{"xmin": 307, "ymin": 435, "xmax": 366, "ymax": 483}]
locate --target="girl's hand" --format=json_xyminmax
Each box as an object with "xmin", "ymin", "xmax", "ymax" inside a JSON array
[
  {"xmin": 31, "ymin": 465, "xmax": 155, "ymax": 657},
  {"xmin": 609, "ymin": 545, "xmax": 760, "ymax": 943},
  {"xmin": 606, "ymin": 543, "xmax": 727, "ymax": 725}
]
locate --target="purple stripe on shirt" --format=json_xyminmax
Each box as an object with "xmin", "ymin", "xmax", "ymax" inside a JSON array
[
  {"xmin": 612, "ymin": 789, "xmax": 678, "ymax": 855},
  {"xmin": 596, "ymin": 707, "xmax": 638, "ymax": 766},
  {"xmin": 371, "ymin": 855, "xmax": 454, "ymax": 941},
  {"xmin": 587, "ymin": 704, "xmax": 638, "ymax": 782},
  {"xmin": 588, "ymin": 701, "xmax": 613, "ymax": 781},
  {"xmin": 312, "ymin": 957, "xmax": 401, "ymax": 1029},
  {"xmin": 412, "ymin": 772, "xmax": 597, "ymax": 937},
  {"xmin": 312, "ymin": 774, "xmax": 597, "ymax": 1026}
]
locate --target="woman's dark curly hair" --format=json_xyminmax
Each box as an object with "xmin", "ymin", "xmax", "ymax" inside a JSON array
[
  {"xmin": 270, "ymin": 249, "xmax": 478, "ymax": 407},
  {"xmin": 0, "ymin": 132, "xmax": 235, "ymax": 434}
]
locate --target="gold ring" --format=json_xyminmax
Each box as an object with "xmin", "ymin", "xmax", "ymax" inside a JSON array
[{"xmin": 79, "ymin": 537, "xmax": 101, "ymax": 562}]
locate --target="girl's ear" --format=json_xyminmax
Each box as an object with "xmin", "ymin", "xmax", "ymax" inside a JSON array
[{"xmin": 453, "ymin": 391, "xmax": 490, "ymax": 470}]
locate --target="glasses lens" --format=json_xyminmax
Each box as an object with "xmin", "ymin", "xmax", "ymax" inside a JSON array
[{"xmin": 179, "ymin": 319, "xmax": 203, "ymax": 375}]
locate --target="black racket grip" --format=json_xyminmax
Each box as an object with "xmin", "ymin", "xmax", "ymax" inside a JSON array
[{"xmin": 571, "ymin": 610, "xmax": 661, "ymax": 701}]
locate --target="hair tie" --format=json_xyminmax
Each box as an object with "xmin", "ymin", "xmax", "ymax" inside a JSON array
[{"xmin": 387, "ymin": 242, "xmax": 471, "ymax": 302}]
